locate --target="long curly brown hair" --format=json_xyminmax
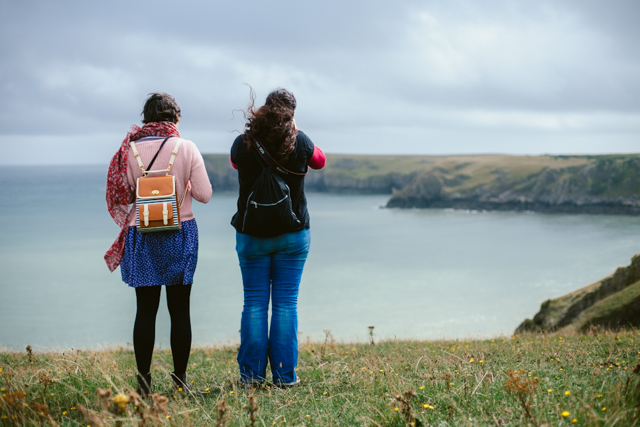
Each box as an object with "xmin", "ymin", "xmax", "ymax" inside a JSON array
[{"xmin": 243, "ymin": 87, "xmax": 298, "ymax": 162}]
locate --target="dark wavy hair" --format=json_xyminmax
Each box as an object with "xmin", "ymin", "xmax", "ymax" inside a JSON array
[
  {"xmin": 243, "ymin": 87, "xmax": 298, "ymax": 162},
  {"xmin": 141, "ymin": 93, "xmax": 181, "ymax": 124}
]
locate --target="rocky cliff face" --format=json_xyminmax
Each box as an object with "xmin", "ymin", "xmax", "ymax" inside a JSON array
[
  {"xmin": 516, "ymin": 253, "xmax": 640, "ymax": 333},
  {"xmin": 387, "ymin": 156, "xmax": 640, "ymax": 215}
]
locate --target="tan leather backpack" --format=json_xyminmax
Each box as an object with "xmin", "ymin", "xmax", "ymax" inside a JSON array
[{"xmin": 130, "ymin": 138, "xmax": 187, "ymax": 233}]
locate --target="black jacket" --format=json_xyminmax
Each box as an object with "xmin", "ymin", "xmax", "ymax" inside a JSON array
[{"xmin": 230, "ymin": 131, "xmax": 315, "ymax": 237}]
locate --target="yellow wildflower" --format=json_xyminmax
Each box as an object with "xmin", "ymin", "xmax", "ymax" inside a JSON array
[
  {"xmin": 114, "ymin": 394, "xmax": 130, "ymax": 404},
  {"xmin": 564, "ymin": 390, "xmax": 570, "ymax": 396},
  {"xmin": 571, "ymin": 419, "xmax": 578, "ymax": 424},
  {"xmin": 419, "ymin": 386, "xmax": 425, "ymax": 390},
  {"xmin": 561, "ymin": 411, "xmax": 570, "ymax": 417},
  {"xmin": 602, "ymin": 407, "xmax": 607, "ymax": 411},
  {"xmin": 394, "ymin": 407, "xmax": 399, "ymax": 412},
  {"xmin": 469, "ymin": 358, "xmax": 474, "ymax": 363},
  {"xmin": 547, "ymin": 389, "xmax": 553, "ymax": 393}
]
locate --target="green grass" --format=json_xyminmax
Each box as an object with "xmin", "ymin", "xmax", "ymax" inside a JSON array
[
  {"xmin": 2, "ymin": 330, "xmax": 640, "ymax": 426},
  {"xmin": 312, "ymin": 154, "xmax": 595, "ymax": 190}
]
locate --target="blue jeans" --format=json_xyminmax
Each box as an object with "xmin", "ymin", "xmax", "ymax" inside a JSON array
[{"xmin": 236, "ymin": 229, "xmax": 310, "ymax": 385}]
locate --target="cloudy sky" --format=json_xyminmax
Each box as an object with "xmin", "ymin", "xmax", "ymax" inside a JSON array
[{"xmin": 1, "ymin": 0, "xmax": 638, "ymax": 164}]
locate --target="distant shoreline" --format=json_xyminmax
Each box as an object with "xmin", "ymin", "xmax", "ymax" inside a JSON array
[{"xmin": 203, "ymin": 153, "xmax": 640, "ymax": 216}]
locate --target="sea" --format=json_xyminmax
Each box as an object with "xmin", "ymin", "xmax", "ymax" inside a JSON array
[{"xmin": 2, "ymin": 165, "xmax": 640, "ymax": 350}]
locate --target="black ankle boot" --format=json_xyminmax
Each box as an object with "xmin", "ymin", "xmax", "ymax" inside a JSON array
[
  {"xmin": 171, "ymin": 372, "xmax": 190, "ymax": 392},
  {"xmin": 136, "ymin": 372, "xmax": 152, "ymax": 397}
]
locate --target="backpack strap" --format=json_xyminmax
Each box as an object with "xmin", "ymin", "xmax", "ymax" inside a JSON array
[
  {"xmin": 130, "ymin": 141, "xmax": 146, "ymax": 174},
  {"xmin": 147, "ymin": 137, "xmax": 170, "ymax": 171},
  {"xmin": 253, "ymin": 139, "xmax": 308, "ymax": 176},
  {"xmin": 166, "ymin": 140, "xmax": 183, "ymax": 174},
  {"xmin": 129, "ymin": 137, "xmax": 171, "ymax": 175}
]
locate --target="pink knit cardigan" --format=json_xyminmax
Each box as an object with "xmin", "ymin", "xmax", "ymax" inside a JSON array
[{"xmin": 125, "ymin": 136, "xmax": 212, "ymax": 226}]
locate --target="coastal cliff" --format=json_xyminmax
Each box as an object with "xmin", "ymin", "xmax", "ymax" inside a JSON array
[
  {"xmin": 203, "ymin": 153, "xmax": 640, "ymax": 215},
  {"xmin": 516, "ymin": 253, "xmax": 640, "ymax": 333},
  {"xmin": 386, "ymin": 154, "xmax": 640, "ymax": 215}
]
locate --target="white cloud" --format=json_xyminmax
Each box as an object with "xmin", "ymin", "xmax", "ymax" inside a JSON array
[{"xmin": 0, "ymin": 0, "xmax": 638, "ymax": 163}]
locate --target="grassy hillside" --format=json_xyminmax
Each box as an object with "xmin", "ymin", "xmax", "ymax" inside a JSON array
[
  {"xmin": 2, "ymin": 330, "xmax": 640, "ymax": 426},
  {"xmin": 571, "ymin": 281, "xmax": 640, "ymax": 331},
  {"xmin": 517, "ymin": 253, "xmax": 640, "ymax": 334}
]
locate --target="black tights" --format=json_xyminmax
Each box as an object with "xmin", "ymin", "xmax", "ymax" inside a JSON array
[{"xmin": 134, "ymin": 284, "xmax": 192, "ymax": 377}]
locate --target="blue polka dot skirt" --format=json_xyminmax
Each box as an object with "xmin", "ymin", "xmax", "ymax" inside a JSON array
[{"xmin": 121, "ymin": 219, "xmax": 199, "ymax": 287}]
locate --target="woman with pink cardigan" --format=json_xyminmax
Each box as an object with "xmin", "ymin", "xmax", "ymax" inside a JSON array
[{"xmin": 105, "ymin": 93, "xmax": 212, "ymax": 395}]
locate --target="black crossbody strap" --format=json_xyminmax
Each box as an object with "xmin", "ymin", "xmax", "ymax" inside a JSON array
[
  {"xmin": 146, "ymin": 137, "xmax": 171, "ymax": 171},
  {"xmin": 253, "ymin": 139, "xmax": 308, "ymax": 176}
]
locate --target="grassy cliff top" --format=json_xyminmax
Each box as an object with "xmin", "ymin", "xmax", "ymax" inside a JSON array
[
  {"xmin": 2, "ymin": 330, "xmax": 640, "ymax": 426},
  {"xmin": 320, "ymin": 153, "xmax": 594, "ymax": 181},
  {"xmin": 204, "ymin": 153, "xmax": 605, "ymax": 177}
]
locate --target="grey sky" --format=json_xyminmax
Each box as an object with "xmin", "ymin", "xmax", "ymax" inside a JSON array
[{"xmin": 1, "ymin": 0, "xmax": 638, "ymax": 164}]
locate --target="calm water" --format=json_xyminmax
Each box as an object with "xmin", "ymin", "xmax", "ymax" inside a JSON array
[{"xmin": 2, "ymin": 165, "xmax": 640, "ymax": 350}]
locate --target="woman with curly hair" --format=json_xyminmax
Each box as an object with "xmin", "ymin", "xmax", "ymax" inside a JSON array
[{"xmin": 230, "ymin": 88, "xmax": 326, "ymax": 386}]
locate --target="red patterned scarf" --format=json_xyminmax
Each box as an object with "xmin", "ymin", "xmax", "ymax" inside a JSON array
[{"xmin": 104, "ymin": 121, "xmax": 180, "ymax": 272}]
